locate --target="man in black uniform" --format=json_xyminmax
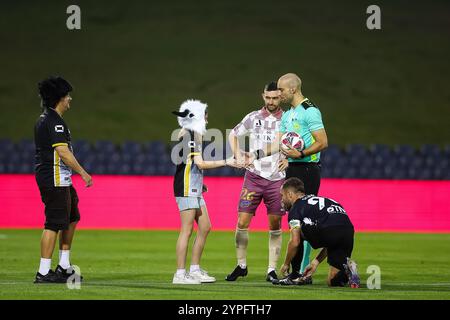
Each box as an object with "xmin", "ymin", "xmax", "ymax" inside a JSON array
[
  {"xmin": 34, "ymin": 76, "xmax": 93, "ymax": 283},
  {"xmin": 275, "ymin": 178, "xmax": 360, "ymax": 288}
]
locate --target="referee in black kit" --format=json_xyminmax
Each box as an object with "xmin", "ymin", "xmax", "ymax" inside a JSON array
[{"xmin": 34, "ymin": 76, "xmax": 92, "ymax": 283}]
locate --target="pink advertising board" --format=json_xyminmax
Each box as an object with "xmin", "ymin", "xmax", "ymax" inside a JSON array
[{"xmin": 0, "ymin": 175, "xmax": 449, "ymax": 232}]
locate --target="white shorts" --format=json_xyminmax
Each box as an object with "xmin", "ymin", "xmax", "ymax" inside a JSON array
[{"xmin": 175, "ymin": 196, "xmax": 206, "ymax": 212}]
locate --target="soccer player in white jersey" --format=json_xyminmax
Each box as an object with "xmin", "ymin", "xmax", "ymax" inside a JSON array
[{"xmin": 226, "ymin": 82, "xmax": 288, "ymax": 282}]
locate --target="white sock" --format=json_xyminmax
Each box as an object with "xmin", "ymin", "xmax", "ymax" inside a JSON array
[
  {"xmin": 176, "ymin": 269, "xmax": 186, "ymax": 276},
  {"xmin": 235, "ymin": 228, "xmax": 249, "ymax": 268},
  {"xmin": 39, "ymin": 258, "xmax": 52, "ymax": 276},
  {"xmin": 267, "ymin": 267, "xmax": 276, "ymax": 274},
  {"xmin": 268, "ymin": 229, "xmax": 282, "ymax": 271},
  {"xmin": 190, "ymin": 265, "xmax": 200, "ymax": 273},
  {"xmin": 59, "ymin": 250, "xmax": 71, "ymax": 269}
]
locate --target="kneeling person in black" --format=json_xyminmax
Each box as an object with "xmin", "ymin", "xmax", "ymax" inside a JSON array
[{"xmin": 277, "ymin": 177, "xmax": 360, "ymax": 288}]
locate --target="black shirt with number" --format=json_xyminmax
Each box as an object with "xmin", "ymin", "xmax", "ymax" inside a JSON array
[
  {"xmin": 34, "ymin": 108, "xmax": 73, "ymax": 187},
  {"xmin": 173, "ymin": 129, "xmax": 203, "ymax": 198},
  {"xmin": 288, "ymin": 194, "xmax": 353, "ymax": 248}
]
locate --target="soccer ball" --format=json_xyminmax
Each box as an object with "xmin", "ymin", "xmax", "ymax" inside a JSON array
[{"xmin": 280, "ymin": 132, "xmax": 305, "ymax": 152}]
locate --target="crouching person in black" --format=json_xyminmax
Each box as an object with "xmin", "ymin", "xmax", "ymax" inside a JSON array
[{"xmin": 275, "ymin": 177, "xmax": 360, "ymax": 288}]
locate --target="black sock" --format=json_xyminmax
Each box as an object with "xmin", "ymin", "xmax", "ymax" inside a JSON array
[
  {"xmin": 291, "ymin": 239, "xmax": 304, "ymax": 274},
  {"xmin": 330, "ymin": 270, "xmax": 349, "ymax": 287}
]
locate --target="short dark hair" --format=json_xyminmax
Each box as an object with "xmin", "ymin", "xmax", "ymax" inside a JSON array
[
  {"xmin": 264, "ymin": 81, "xmax": 278, "ymax": 92},
  {"xmin": 38, "ymin": 76, "xmax": 73, "ymax": 109},
  {"xmin": 282, "ymin": 177, "xmax": 305, "ymax": 194}
]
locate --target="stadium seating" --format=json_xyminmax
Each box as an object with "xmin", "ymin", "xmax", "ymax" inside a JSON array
[{"xmin": 0, "ymin": 138, "xmax": 448, "ymax": 180}]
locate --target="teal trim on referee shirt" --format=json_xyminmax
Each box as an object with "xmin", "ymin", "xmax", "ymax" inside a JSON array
[{"xmin": 279, "ymin": 99, "xmax": 324, "ymax": 163}]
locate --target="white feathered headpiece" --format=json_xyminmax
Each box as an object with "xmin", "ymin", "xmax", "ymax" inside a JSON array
[{"xmin": 172, "ymin": 99, "xmax": 208, "ymax": 135}]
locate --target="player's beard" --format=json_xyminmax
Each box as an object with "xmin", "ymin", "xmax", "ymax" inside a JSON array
[{"xmin": 266, "ymin": 104, "xmax": 279, "ymax": 113}]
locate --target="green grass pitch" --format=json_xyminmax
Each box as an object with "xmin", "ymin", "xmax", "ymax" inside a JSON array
[{"xmin": 0, "ymin": 229, "xmax": 449, "ymax": 300}]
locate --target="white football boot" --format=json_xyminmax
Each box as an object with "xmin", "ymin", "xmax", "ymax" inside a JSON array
[
  {"xmin": 172, "ymin": 272, "xmax": 201, "ymax": 284},
  {"xmin": 189, "ymin": 269, "xmax": 216, "ymax": 283}
]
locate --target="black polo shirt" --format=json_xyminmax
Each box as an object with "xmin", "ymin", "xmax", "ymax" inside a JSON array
[{"xmin": 34, "ymin": 108, "xmax": 73, "ymax": 187}]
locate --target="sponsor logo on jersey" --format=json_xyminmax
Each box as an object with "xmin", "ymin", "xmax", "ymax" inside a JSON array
[
  {"xmin": 55, "ymin": 125, "xmax": 64, "ymax": 133},
  {"xmin": 239, "ymin": 200, "xmax": 252, "ymax": 208}
]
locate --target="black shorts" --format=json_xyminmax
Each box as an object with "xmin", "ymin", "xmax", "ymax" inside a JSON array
[
  {"xmin": 39, "ymin": 185, "xmax": 80, "ymax": 231},
  {"xmin": 286, "ymin": 162, "xmax": 321, "ymax": 195},
  {"xmin": 319, "ymin": 226, "xmax": 354, "ymax": 271}
]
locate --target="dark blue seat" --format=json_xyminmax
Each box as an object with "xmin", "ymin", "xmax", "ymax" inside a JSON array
[
  {"xmin": 120, "ymin": 153, "xmax": 134, "ymax": 165},
  {"xmin": 121, "ymin": 141, "xmax": 142, "ymax": 155},
  {"xmin": 144, "ymin": 141, "xmax": 167, "ymax": 154},
  {"xmin": 443, "ymin": 169, "xmax": 450, "ymax": 180},
  {"xmin": 154, "ymin": 164, "xmax": 170, "ymax": 175},
  {"xmin": 5, "ymin": 163, "xmax": 16, "ymax": 173},
  {"xmin": 16, "ymin": 139, "xmax": 34, "ymax": 152},
  {"xmin": 17, "ymin": 163, "xmax": 34, "ymax": 174},
  {"xmin": 347, "ymin": 153, "xmax": 365, "ymax": 168},
  {"xmin": 359, "ymin": 156, "xmax": 374, "ymax": 168},
  {"xmin": 4, "ymin": 153, "xmax": 21, "ymax": 165},
  {"xmin": 94, "ymin": 164, "xmax": 107, "ymax": 175},
  {"xmin": 108, "ymin": 152, "xmax": 123, "ymax": 165},
  {"xmin": 407, "ymin": 167, "xmax": 420, "ymax": 180},
  {"xmin": 438, "ymin": 158, "xmax": 449, "ymax": 170},
  {"xmin": 20, "ymin": 151, "xmax": 34, "ymax": 165},
  {"xmin": 367, "ymin": 167, "xmax": 384, "ymax": 179},
  {"xmin": 81, "ymin": 161, "xmax": 94, "ymax": 173},
  {"xmin": 372, "ymin": 154, "xmax": 391, "ymax": 168},
  {"xmin": 443, "ymin": 145, "xmax": 450, "ymax": 158},
  {"xmin": 131, "ymin": 163, "xmax": 146, "ymax": 175},
  {"xmin": 393, "ymin": 144, "xmax": 416, "ymax": 157},
  {"xmin": 333, "ymin": 156, "xmax": 349, "ymax": 169},
  {"xmin": 332, "ymin": 165, "xmax": 345, "ymax": 178},
  {"xmin": 141, "ymin": 165, "xmax": 157, "ymax": 176},
  {"xmin": 220, "ymin": 166, "xmax": 234, "ymax": 176},
  {"xmin": 133, "ymin": 154, "xmax": 147, "ymax": 165},
  {"xmin": 94, "ymin": 140, "xmax": 116, "ymax": 154},
  {"xmin": 106, "ymin": 162, "xmax": 121, "ymax": 174},
  {"xmin": 409, "ymin": 157, "xmax": 424, "ymax": 169},
  {"xmin": 391, "ymin": 168, "xmax": 408, "ymax": 180},
  {"xmin": 117, "ymin": 164, "xmax": 132, "ymax": 175},
  {"xmin": 72, "ymin": 140, "xmax": 91, "ymax": 154},
  {"xmin": 358, "ymin": 166, "xmax": 371, "ymax": 179},
  {"xmin": 95, "ymin": 152, "xmax": 112, "ymax": 165},
  {"xmin": 423, "ymin": 156, "xmax": 438, "ymax": 169},
  {"xmin": 342, "ymin": 167, "xmax": 358, "ymax": 179},
  {"xmin": 384, "ymin": 162, "xmax": 407, "ymax": 179},
  {"xmin": 419, "ymin": 144, "xmax": 441, "ymax": 158},
  {"xmin": 369, "ymin": 144, "xmax": 392, "ymax": 159},
  {"xmin": 416, "ymin": 168, "xmax": 433, "ymax": 180},
  {"xmin": 323, "ymin": 144, "xmax": 342, "ymax": 158},
  {"xmin": 80, "ymin": 154, "xmax": 98, "ymax": 166},
  {"xmin": 320, "ymin": 166, "xmax": 333, "ymax": 178},
  {"xmin": 0, "ymin": 139, "xmax": 15, "ymax": 154},
  {"xmin": 345, "ymin": 144, "xmax": 369, "ymax": 159}
]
